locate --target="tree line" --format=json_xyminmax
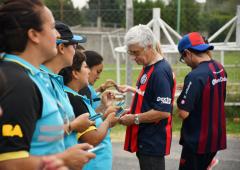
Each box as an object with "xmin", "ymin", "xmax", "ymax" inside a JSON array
[{"xmin": 0, "ymin": 0, "xmax": 238, "ymax": 41}]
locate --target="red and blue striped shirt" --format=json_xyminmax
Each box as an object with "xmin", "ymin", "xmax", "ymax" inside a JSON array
[
  {"xmin": 177, "ymin": 60, "xmax": 227, "ymax": 154},
  {"xmin": 124, "ymin": 59, "xmax": 175, "ymax": 156}
]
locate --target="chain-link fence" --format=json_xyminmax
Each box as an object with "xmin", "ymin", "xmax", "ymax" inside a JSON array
[
  {"xmin": 52, "ymin": 7, "xmax": 236, "ymax": 41},
  {"xmin": 52, "ymin": 7, "xmax": 240, "ymax": 108}
]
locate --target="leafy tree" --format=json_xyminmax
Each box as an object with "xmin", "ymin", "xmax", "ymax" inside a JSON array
[
  {"xmin": 133, "ymin": 0, "xmax": 165, "ymax": 25},
  {"xmin": 82, "ymin": 0, "xmax": 124, "ymax": 27},
  {"xmin": 44, "ymin": 0, "xmax": 83, "ymax": 26},
  {"xmin": 203, "ymin": 0, "xmax": 238, "ymax": 41}
]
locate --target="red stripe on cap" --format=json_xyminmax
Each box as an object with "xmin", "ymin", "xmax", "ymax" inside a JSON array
[{"xmin": 189, "ymin": 32, "xmax": 205, "ymax": 46}]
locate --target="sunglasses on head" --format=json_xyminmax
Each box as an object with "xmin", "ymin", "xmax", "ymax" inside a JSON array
[
  {"xmin": 56, "ymin": 39, "xmax": 78, "ymax": 48},
  {"xmin": 56, "ymin": 39, "xmax": 70, "ymax": 45}
]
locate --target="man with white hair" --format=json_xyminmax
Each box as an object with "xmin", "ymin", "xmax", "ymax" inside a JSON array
[{"xmin": 119, "ymin": 25, "xmax": 176, "ymax": 170}]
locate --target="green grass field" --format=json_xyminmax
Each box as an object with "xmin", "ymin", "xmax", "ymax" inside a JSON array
[{"xmin": 96, "ymin": 51, "xmax": 240, "ymax": 138}]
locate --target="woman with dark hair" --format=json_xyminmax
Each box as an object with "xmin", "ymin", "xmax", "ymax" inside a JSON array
[
  {"xmin": 41, "ymin": 21, "xmax": 94, "ymax": 150},
  {"xmin": 0, "ymin": 1, "xmax": 94, "ymax": 169},
  {"xmin": 60, "ymin": 50, "xmax": 119, "ymax": 170},
  {"xmin": 79, "ymin": 50, "xmax": 117, "ymax": 112}
]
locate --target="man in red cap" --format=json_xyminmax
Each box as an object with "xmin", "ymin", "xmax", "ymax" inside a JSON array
[{"xmin": 177, "ymin": 32, "xmax": 227, "ymax": 170}]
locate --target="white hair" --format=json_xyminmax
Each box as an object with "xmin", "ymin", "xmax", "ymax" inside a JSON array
[{"xmin": 124, "ymin": 24, "xmax": 157, "ymax": 48}]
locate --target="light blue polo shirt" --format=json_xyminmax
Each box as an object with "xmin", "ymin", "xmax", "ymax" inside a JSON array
[
  {"xmin": 3, "ymin": 54, "xmax": 65, "ymax": 155},
  {"xmin": 88, "ymin": 84, "xmax": 101, "ymax": 109},
  {"xmin": 40, "ymin": 65, "xmax": 78, "ymax": 149},
  {"xmin": 64, "ymin": 86, "xmax": 113, "ymax": 170}
]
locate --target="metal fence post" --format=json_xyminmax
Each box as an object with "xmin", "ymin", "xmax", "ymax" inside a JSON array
[
  {"xmin": 236, "ymin": 5, "xmax": 240, "ymax": 46},
  {"xmin": 125, "ymin": 0, "xmax": 133, "ymax": 107},
  {"xmin": 153, "ymin": 8, "xmax": 160, "ymax": 41}
]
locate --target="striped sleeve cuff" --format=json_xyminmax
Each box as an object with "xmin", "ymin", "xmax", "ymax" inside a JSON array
[
  {"xmin": 0, "ymin": 151, "xmax": 29, "ymax": 161},
  {"xmin": 77, "ymin": 125, "xmax": 97, "ymax": 140}
]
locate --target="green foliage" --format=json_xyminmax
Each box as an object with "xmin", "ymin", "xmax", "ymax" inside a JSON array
[
  {"xmin": 205, "ymin": 13, "xmax": 235, "ymax": 42},
  {"xmin": 82, "ymin": 0, "xmax": 124, "ymax": 27},
  {"xmin": 44, "ymin": 0, "xmax": 83, "ymax": 26},
  {"xmin": 166, "ymin": 0, "xmax": 202, "ymax": 34},
  {"xmin": 133, "ymin": 0, "xmax": 165, "ymax": 25}
]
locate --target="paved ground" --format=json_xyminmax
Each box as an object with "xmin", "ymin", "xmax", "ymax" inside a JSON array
[{"xmin": 112, "ymin": 136, "xmax": 240, "ymax": 170}]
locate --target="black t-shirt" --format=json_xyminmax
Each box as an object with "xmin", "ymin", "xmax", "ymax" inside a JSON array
[
  {"xmin": 67, "ymin": 92, "xmax": 89, "ymax": 117},
  {"xmin": 0, "ymin": 69, "xmax": 7, "ymax": 95},
  {"xmin": 78, "ymin": 86, "xmax": 92, "ymax": 103},
  {"xmin": 0, "ymin": 61, "xmax": 42, "ymax": 155}
]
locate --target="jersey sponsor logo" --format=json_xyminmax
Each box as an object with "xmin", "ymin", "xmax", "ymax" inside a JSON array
[
  {"xmin": 185, "ymin": 81, "xmax": 192, "ymax": 95},
  {"xmin": 2, "ymin": 124, "xmax": 23, "ymax": 138},
  {"xmin": 212, "ymin": 77, "xmax": 227, "ymax": 86},
  {"xmin": 140, "ymin": 74, "xmax": 147, "ymax": 85},
  {"xmin": 157, "ymin": 97, "xmax": 171, "ymax": 104},
  {"xmin": 213, "ymin": 69, "xmax": 224, "ymax": 74}
]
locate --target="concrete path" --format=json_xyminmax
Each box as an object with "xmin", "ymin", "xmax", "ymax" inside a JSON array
[{"xmin": 112, "ymin": 136, "xmax": 240, "ymax": 170}]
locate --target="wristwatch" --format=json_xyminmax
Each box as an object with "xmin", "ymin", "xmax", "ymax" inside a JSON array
[{"xmin": 134, "ymin": 115, "xmax": 140, "ymax": 125}]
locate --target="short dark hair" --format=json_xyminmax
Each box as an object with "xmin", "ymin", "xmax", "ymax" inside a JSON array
[
  {"xmin": 0, "ymin": 0, "xmax": 44, "ymax": 53},
  {"xmin": 59, "ymin": 50, "xmax": 86, "ymax": 85},
  {"xmin": 83, "ymin": 50, "xmax": 103, "ymax": 69}
]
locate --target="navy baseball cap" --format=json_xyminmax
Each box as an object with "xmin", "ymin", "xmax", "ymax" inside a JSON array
[
  {"xmin": 178, "ymin": 32, "xmax": 213, "ymax": 54},
  {"xmin": 55, "ymin": 21, "xmax": 86, "ymax": 44}
]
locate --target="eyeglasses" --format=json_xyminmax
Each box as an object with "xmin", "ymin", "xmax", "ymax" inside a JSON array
[
  {"xmin": 127, "ymin": 48, "xmax": 145, "ymax": 57},
  {"xmin": 179, "ymin": 50, "xmax": 186, "ymax": 63}
]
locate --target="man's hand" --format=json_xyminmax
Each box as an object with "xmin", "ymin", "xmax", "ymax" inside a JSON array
[
  {"xmin": 116, "ymin": 85, "xmax": 130, "ymax": 93},
  {"xmin": 119, "ymin": 114, "xmax": 135, "ymax": 126},
  {"xmin": 116, "ymin": 85, "xmax": 136, "ymax": 93},
  {"xmin": 177, "ymin": 109, "xmax": 189, "ymax": 120},
  {"xmin": 70, "ymin": 113, "xmax": 94, "ymax": 133}
]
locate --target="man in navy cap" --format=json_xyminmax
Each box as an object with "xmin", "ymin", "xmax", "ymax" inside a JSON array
[{"xmin": 177, "ymin": 32, "xmax": 227, "ymax": 170}]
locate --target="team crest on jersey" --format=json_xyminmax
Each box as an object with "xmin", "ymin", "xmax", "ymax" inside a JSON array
[{"xmin": 140, "ymin": 74, "xmax": 148, "ymax": 85}]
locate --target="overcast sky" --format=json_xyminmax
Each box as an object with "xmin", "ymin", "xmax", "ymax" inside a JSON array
[
  {"xmin": 71, "ymin": 0, "xmax": 88, "ymax": 9},
  {"xmin": 71, "ymin": 0, "xmax": 206, "ymax": 9}
]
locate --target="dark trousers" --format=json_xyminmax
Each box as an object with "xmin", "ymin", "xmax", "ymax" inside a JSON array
[
  {"xmin": 179, "ymin": 147, "xmax": 216, "ymax": 170},
  {"xmin": 136, "ymin": 152, "xmax": 165, "ymax": 170}
]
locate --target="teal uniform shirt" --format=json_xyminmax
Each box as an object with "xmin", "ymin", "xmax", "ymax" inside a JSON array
[
  {"xmin": 40, "ymin": 65, "xmax": 78, "ymax": 149},
  {"xmin": 88, "ymin": 85, "xmax": 101, "ymax": 110},
  {"xmin": 64, "ymin": 86, "xmax": 113, "ymax": 170},
  {"xmin": 2, "ymin": 54, "xmax": 65, "ymax": 155}
]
